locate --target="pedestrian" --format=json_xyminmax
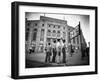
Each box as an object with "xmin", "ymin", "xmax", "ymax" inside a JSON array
[
  {"xmin": 45, "ymin": 43, "xmax": 52, "ymax": 63},
  {"xmin": 29, "ymin": 45, "xmax": 32, "ymax": 54},
  {"xmin": 86, "ymin": 47, "xmax": 89, "ymax": 56},
  {"xmin": 81, "ymin": 48, "xmax": 85, "ymax": 60},
  {"xmin": 70, "ymin": 44, "xmax": 74, "ymax": 57},
  {"xmin": 56, "ymin": 39, "xmax": 62, "ymax": 64},
  {"xmin": 62, "ymin": 40, "xmax": 67, "ymax": 63},
  {"xmin": 52, "ymin": 40, "xmax": 57, "ymax": 63},
  {"xmin": 60, "ymin": 38, "xmax": 64, "ymax": 63}
]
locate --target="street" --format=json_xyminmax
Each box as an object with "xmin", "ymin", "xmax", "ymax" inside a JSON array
[{"xmin": 26, "ymin": 50, "xmax": 89, "ymax": 68}]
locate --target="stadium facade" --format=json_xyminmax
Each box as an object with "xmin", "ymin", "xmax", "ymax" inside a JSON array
[{"xmin": 25, "ymin": 16, "xmax": 87, "ymax": 53}]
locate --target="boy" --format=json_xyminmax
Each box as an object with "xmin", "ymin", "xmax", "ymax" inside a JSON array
[{"xmin": 45, "ymin": 43, "xmax": 52, "ymax": 63}]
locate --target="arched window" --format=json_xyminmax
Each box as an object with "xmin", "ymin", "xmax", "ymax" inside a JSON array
[
  {"xmin": 53, "ymin": 30, "xmax": 56, "ymax": 33},
  {"xmin": 47, "ymin": 30, "xmax": 51, "ymax": 36},
  {"xmin": 52, "ymin": 30, "xmax": 56, "ymax": 36},
  {"xmin": 40, "ymin": 29, "xmax": 45, "ymax": 41},
  {"xmin": 57, "ymin": 31, "xmax": 60, "ymax": 37},
  {"xmin": 25, "ymin": 28, "xmax": 30, "ymax": 41},
  {"xmin": 32, "ymin": 29, "xmax": 37, "ymax": 41},
  {"xmin": 57, "ymin": 31, "xmax": 60, "ymax": 33}
]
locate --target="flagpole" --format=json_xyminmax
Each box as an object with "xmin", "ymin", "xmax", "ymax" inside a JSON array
[
  {"xmin": 44, "ymin": 13, "xmax": 45, "ymax": 16},
  {"xmin": 79, "ymin": 22, "xmax": 83, "ymax": 60}
]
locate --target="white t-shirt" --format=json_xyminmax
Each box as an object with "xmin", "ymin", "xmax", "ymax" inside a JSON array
[
  {"xmin": 56, "ymin": 42, "xmax": 61, "ymax": 52},
  {"xmin": 60, "ymin": 41, "xmax": 64, "ymax": 48},
  {"xmin": 56, "ymin": 42, "xmax": 60, "ymax": 48}
]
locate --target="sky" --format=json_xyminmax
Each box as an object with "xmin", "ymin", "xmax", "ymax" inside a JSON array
[{"xmin": 26, "ymin": 12, "xmax": 90, "ymax": 44}]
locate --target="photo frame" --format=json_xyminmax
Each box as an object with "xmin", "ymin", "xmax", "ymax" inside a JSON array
[{"xmin": 11, "ymin": 1, "xmax": 98, "ymax": 79}]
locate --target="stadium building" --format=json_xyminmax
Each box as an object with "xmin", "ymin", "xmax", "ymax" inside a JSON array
[{"xmin": 25, "ymin": 16, "xmax": 87, "ymax": 53}]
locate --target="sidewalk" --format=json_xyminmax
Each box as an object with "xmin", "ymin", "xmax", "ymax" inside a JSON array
[{"xmin": 26, "ymin": 52, "xmax": 46, "ymax": 62}]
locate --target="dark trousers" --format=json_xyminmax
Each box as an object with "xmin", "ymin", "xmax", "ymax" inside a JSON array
[
  {"xmin": 45, "ymin": 52, "xmax": 50, "ymax": 63},
  {"xmin": 52, "ymin": 51, "xmax": 56, "ymax": 63},
  {"xmin": 62, "ymin": 51, "xmax": 66, "ymax": 63},
  {"xmin": 86, "ymin": 48, "xmax": 89, "ymax": 56},
  {"xmin": 62, "ymin": 47, "xmax": 66, "ymax": 63}
]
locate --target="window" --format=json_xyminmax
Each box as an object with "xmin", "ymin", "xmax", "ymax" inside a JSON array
[
  {"xmin": 35, "ymin": 23, "xmax": 37, "ymax": 26},
  {"xmin": 47, "ymin": 30, "xmax": 51, "ymax": 36},
  {"xmin": 57, "ymin": 31, "xmax": 60, "ymax": 33},
  {"xmin": 33, "ymin": 32, "xmax": 37, "ymax": 41},
  {"xmin": 25, "ymin": 28, "xmax": 30, "ymax": 41},
  {"xmin": 63, "ymin": 32, "xmax": 66, "ymax": 38},
  {"xmin": 32, "ymin": 29, "xmax": 37, "ymax": 41},
  {"xmin": 53, "ymin": 30, "xmax": 56, "ymax": 33},
  {"xmin": 63, "ymin": 27, "xmax": 65, "ymax": 29},
  {"xmin": 26, "ymin": 32, "xmax": 29, "ymax": 41},
  {"xmin": 76, "ymin": 28, "xmax": 79, "ymax": 35},
  {"xmin": 57, "ymin": 31, "xmax": 60, "ymax": 37},
  {"xmin": 53, "ymin": 25, "xmax": 55, "ymax": 28},
  {"xmin": 34, "ymin": 29, "xmax": 37, "ymax": 31},
  {"xmin": 58, "ymin": 26, "xmax": 60, "ymax": 29},
  {"xmin": 27, "ymin": 22, "xmax": 31, "ymax": 26},
  {"xmin": 40, "ymin": 29, "xmax": 44, "ymax": 41},
  {"xmin": 70, "ymin": 31, "xmax": 74, "ymax": 38},
  {"xmin": 48, "ymin": 24, "xmax": 51, "ymax": 27},
  {"xmin": 42, "ymin": 24, "xmax": 44, "ymax": 27},
  {"xmin": 48, "ymin": 30, "xmax": 51, "ymax": 32},
  {"xmin": 52, "ymin": 30, "xmax": 56, "ymax": 36},
  {"xmin": 26, "ymin": 28, "xmax": 29, "ymax": 31}
]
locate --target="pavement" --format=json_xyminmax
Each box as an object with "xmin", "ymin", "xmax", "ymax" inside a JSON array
[{"xmin": 26, "ymin": 51, "xmax": 89, "ymax": 68}]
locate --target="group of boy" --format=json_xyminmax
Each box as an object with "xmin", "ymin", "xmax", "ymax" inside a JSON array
[{"xmin": 45, "ymin": 39, "xmax": 67, "ymax": 64}]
